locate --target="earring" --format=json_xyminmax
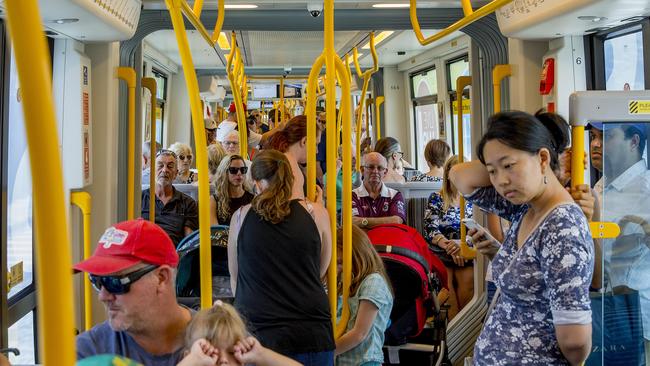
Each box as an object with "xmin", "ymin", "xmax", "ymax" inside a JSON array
[{"xmin": 543, "ymin": 175, "xmax": 548, "ymax": 185}]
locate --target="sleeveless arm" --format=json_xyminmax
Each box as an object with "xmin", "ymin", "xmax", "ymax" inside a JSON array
[
  {"xmin": 210, "ymin": 195, "xmax": 219, "ymax": 226},
  {"xmin": 229, "ymin": 205, "xmax": 250, "ymax": 295}
]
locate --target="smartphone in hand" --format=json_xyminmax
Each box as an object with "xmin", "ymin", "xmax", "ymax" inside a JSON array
[{"xmin": 462, "ymin": 218, "xmax": 499, "ymax": 244}]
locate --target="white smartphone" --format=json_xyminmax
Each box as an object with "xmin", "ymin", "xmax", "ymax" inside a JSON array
[{"xmin": 461, "ymin": 218, "xmax": 499, "ymax": 243}]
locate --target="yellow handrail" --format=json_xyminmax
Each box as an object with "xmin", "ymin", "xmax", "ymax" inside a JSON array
[
  {"xmin": 71, "ymin": 192, "xmax": 92, "ymax": 331},
  {"xmin": 226, "ymin": 32, "xmax": 248, "ymax": 158},
  {"xmin": 117, "ymin": 67, "xmax": 136, "ymax": 220},
  {"xmin": 492, "ymin": 64, "xmax": 511, "ymax": 114},
  {"xmin": 456, "ymin": 76, "xmax": 477, "ymax": 259},
  {"xmin": 410, "ymin": 0, "xmax": 514, "ymax": 46},
  {"xmin": 352, "ymin": 32, "xmax": 379, "ymax": 170},
  {"xmin": 142, "ymin": 77, "xmax": 158, "ymax": 223},
  {"xmin": 5, "ymin": 0, "xmax": 76, "ymax": 364},
  {"xmin": 166, "ymin": 0, "xmax": 219, "ymax": 309},
  {"xmin": 306, "ymin": 0, "xmax": 353, "ymax": 338},
  {"xmin": 375, "ymin": 96, "xmax": 384, "ymax": 140},
  {"xmin": 178, "ymin": 0, "xmax": 225, "ymax": 48}
]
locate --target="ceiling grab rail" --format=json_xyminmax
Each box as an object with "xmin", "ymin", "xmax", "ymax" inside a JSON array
[
  {"xmin": 375, "ymin": 96, "xmax": 384, "ymax": 140},
  {"xmin": 306, "ymin": 0, "xmax": 353, "ymax": 338},
  {"xmin": 456, "ymin": 76, "xmax": 477, "ymax": 260},
  {"xmin": 4, "ymin": 0, "xmax": 76, "ymax": 364},
  {"xmin": 410, "ymin": 0, "xmax": 514, "ymax": 46},
  {"xmin": 117, "ymin": 67, "xmax": 136, "ymax": 220},
  {"xmin": 165, "ymin": 0, "xmax": 225, "ymax": 309},
  {"xmin": 71, "ymin": 192, "xmax": 92, "ymax": 331},
  {"xmin": 226, "ymin": 31, "xmax": 248, "ymax": 158},
  {"xmin": 142, "ymin": 77, "xmax": 158, "ymax": 223},
  {"xmin": 352, "ymin": 32, "xmax": 378, "ymax": 170}
]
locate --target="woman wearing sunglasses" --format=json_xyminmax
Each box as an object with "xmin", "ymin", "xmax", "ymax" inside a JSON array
[
  {"xmin": 169, "ymin": 142, "xmax": 196, "ymax": 184},
  {"xmin": 210, "ymin": 154, "xmax": 254, "ymax": 226}
]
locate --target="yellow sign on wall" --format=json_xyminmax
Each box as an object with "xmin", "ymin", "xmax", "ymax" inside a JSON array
[
  {"xmin": 452, "ymin": 99, "xmax": 471, "ymax": 115},
  {"xmin": 629, "ymin": 100, "xmax": 650, "ymax": 115}
]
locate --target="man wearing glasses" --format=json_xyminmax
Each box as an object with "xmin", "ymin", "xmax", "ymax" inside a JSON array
[
  {"xmin": 75, "ymin": 219, "xmax": 193, "ymax": 365},
  {"xmin": 141, "ymin": 150, "xmax": 198, "ymax": 246},
  {"xmin": 352, "ymin": 152, "xmax": 406, "ymax": 229}
]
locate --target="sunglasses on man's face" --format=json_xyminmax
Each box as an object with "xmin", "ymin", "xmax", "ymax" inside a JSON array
[
  {"xmin": 228, "ymin": 166, "xmax": 248, "ymax": 175},
  {"xmin": 89, "ymin": 265, "xmax": 159, "ymax": 295}
]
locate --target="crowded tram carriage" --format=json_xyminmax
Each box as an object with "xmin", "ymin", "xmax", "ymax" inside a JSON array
[{"xmin": 1, "ymin": 0, "xmax": 650, "ymax": 365}]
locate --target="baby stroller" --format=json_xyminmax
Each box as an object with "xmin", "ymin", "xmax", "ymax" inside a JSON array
[
  {"xmin": 367, "ymin": 224, "xmax": 450, "ymax": 366},
  {"xmin": 175, "ymin": 225, "xmax": 232, "ymax": 308}
]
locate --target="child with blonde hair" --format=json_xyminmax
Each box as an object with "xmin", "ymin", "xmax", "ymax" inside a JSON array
[
  {"xmin": 335, "ymin": 226, "xmax": 393, "ymax": 366},
  {"xmin": 178, "ymin": 301, "xmax": 300, "ymax": 366}
]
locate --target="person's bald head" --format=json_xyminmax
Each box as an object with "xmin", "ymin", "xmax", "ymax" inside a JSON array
[{"xmin": 361, "ymin": 152, "xmax": 388, "ymax": 185}]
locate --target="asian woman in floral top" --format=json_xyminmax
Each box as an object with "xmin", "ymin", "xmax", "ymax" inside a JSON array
[{"xmin": 450, "ymin": 111, "xmax": 593, "ymax": 366}]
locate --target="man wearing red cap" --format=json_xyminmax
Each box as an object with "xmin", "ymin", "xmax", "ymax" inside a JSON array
[{"xmin": 75, "ymin": 219, "xmax": 193, "ymax": 365}]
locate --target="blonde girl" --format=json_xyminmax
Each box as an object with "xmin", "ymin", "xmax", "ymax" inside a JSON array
[
  {"xmin": 335, "ymin": 226, "xmax": 393, "ymax": 366},
  {"xmin": 179, "ymin": 301, "xmax": 300, "ymax": 366}
]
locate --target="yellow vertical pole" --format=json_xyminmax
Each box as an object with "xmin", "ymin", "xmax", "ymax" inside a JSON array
[
  {"xmin": 117, "ymin": 67, "xmax": 136, "ymax": 220},
  {"xmin": 307, "ymin": 55, "xmax": 326, "ymax": 203},
  {"xmin": 5, "ymin": 0, "xmax": 76, "ymax": 363},
  {"xmin": 142, "ymin": 78, "xmax": 158, "ymax": 222},
  {"xmin": 375, "ymin": 96, "xmax": 384, "ymax": 140},
  {"xmin": 571, "ymin": 127, "xmax": 585, "ymax": 186},
  {"xmin": 227, "ymin": 33, "xmax": 248, "ymax": 158},
  {"xmin": 165, "ymin": 0, "xmax": 213, "ymax": 309},
  {"xmin": 193, "ymin": 0, "xmax": 204, "ymax": 17},
  {"xmin": 456, "ymin": 76, "xmax": 476, "ymax": 259},
  {"xmin": 460, "ymin": 0, "xmax": 474, "ymax": 16},
  {"xmin": 352, "ymin": 32, "xmax": 378, "ymax": 169},
  {"xmin": 71, "ymin": 192, "xmax": 92, "ymax": 331},
  {"xmin": 492, "ymin": 64, "xmax": 511, "ymax": 114}
]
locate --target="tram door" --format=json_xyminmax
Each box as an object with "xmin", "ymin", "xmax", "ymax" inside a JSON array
[{"xmin": 1, "ymin": 21, "xmax": 42, "ymax": 364}]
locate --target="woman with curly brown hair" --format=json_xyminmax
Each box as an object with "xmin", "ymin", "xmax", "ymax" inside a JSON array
[
  {"xmin": 209, "ymin": 154, "xmax": 253, "ymax": 226},
  {"xmin": 227, "ymin": 149, "xmax": 334, "ymax": 365}
]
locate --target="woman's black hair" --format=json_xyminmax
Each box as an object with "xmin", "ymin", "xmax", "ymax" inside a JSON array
[{"xmin": 476, "ymin": 110, "xmax": 570, "ymax": 172}]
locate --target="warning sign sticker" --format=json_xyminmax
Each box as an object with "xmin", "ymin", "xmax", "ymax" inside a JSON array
[{"xmin": 629, "ymin": 100, "xmax": 650, "ymax": 115}]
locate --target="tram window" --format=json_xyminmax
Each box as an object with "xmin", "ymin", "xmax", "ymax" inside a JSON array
[
  {"xmin": 152, "ymin": 68, "xmax": 168, "ymax": 145},
  {"xmin": 7, "ymin": 311, "xmax": 35, "ymax": 364},
  {"xmin": 410, "ymin": 66, "xmax": 440, "ymax": 171},
  {"xmin": 604, "ymin": 30, "xmax": 644, "ymax": 90},
  {"xmin": 446, "ymin": 56, "xmax": 471, "ymax": 157},
  {"xmin": 6, "ymin": 49, "xmax": 34, "ymax": 299}
]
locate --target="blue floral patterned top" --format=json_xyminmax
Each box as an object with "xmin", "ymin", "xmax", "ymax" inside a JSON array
[
  {"xmin": 468, "ymin": 187, "xmax": 593, "ymax": 366},
  {"xmin": 423, "ymin": 192, "xmax": 473, "ymax": 266}
]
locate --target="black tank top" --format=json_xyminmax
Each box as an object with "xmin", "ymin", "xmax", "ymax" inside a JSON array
[{"xmin": 234, "ymin": 200, "xmax": 335, "ymax": 355}]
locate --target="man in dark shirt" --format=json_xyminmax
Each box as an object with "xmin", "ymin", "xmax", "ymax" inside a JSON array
[
  {"xmin": 74, "ymin": 219, "xmax": 193, "ymax": 365},
  {"xmin": 141, "ymin": 149, "xmax": 198, "ymax": 246},
  {"xmin": 352, "ymin": 152, "xmax": 406, "ymax": 229}
]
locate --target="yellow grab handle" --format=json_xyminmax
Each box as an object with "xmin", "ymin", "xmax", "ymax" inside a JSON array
[
  {"xmin": 210, "ymin": 0, "xmax": 225, "ymax": 44},
  {"xmin": 352, "ymin": 32, "xmax": 379, "ymax": 169},
  {"xmin": 166, "ymin": 0, "xmax": 213, "ymax": 309},
  {"xmin": 410, "ymin": 0, "xmax": 514, "ymax": 46},
  {"xmin": 375, "ymin": 96, "xmax": 384, "ymax": 140},
  {"xmin": 589, "ymin": 222, "xmax": 620, "ymax": 239},
  {"xmin": 492, "ymin": 64, "xmax": 512, "ymax": 113},
  {"xmin": 142, "ymin": 77, "xmax": 158, "ymax": 223},
  {"xmin": 71, "ymin": 192, "xmax": 93, "ymax": 331},
  {"xmin": 117, "ymin": 67, "xmax": 136, "ymax": 220},
  {"xmin": 456, "ymin": 76, "xmax": 477, "ymax": 259}
]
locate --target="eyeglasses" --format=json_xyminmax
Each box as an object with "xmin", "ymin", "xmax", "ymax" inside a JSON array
[
  {"xmin": 88, "ymin": 265, "xmax": 159, "ymax": 295},
  {"xmin": 228, "ymin": 167, "xmax": 248, "ymax": 175},
  {"xmin": 179, "ymin": 154, "xmax": 193, "ymax": 161},
  {"xmin": 363, "ymin": 165, "xmax": 387, "ymax": 172},
  {"xmin": 156, "ymin": 149, "xmax": 177, "ymax": 159},
  {"xmin": 223, "ymin": 141, "xmax": 239, "ymax": 146},
  {"xmin": 394, "ymin": 151, "xmax": 404, "ymax": 159}
]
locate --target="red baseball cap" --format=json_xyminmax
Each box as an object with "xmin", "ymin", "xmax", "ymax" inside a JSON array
[
  {"xmin": 73, "ymin": 219, "xmax": 179, "ymax": 275},
  {"xmin": 228, "ymin": 102, "xmax": 247, "ymax": 114}
]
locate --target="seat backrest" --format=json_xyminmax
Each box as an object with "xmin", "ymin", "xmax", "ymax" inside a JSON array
[
  {"xmin": 406, "ymin": 196, "xmax": 429, "ymax": 238},
  {"xmin": 385, "ymin": 181, "xmax": 441, "ymax": 199}
]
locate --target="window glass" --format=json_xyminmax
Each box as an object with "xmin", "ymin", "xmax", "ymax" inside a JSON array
[
  {"xmin": 451, "ymin": 97, "xmax": 472, "ymax": 158},
  {"xmin": 153, "ymin": 70, "xmax": 167, "ymax": 100},
  {"xmin": 414, "ymin": 103, "xmax": 439, "ymax": 171},
  {"xmin": 595, "ymin": 121, "xmax": 650, "ymax": 364},
  {"xmin": 447, "ymin": 58, "xmax": 470, "ymax": 92},
  {"xmin": 7, "ymin": 50, "xmax": 33, "ymax": 299},
  {"xmin": 411, "ymin": 68, "xmax": 437, "ymax": 98},
  {"xmin": 8, "ymin": 311, "xmax": 36, "ymax": 364},
  {"xmin": 604, "ymin": 31, "xmax": 645, "ymax": 91}
]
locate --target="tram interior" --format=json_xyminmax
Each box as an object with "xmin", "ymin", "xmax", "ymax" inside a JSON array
[{"xmin": 2, "ymin": 0, "xmax": 650, "ymax": 365}]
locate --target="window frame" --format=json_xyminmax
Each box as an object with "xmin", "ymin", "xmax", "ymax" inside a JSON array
[
  {"xmin": 150, "ymin": 68, "xmax": 168, "ymax": 145},
  {"xmin": 446, "ymin": 54, "xmax": 470, "ymax": 154},
  {"xmin": 410, "ymin": 65, "xmax": 438, "ymax": 170}
]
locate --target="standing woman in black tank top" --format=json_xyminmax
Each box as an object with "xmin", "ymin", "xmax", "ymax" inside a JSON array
[{"xmin": 227, "ymin": 150, "xmax": 335, "ymax": 366}]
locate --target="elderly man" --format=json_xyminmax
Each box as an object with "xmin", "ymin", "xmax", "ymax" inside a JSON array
[
  {"xmin": 141, "ymin": 149, "xmax": 198, "ymax": 246},
  {"xmin": 352, "ymin": 152, "xmax": 406, "ymax": 229},
  {"xmin": 75, "ymin": 219, "xmax": 193, "ymax": 365}
]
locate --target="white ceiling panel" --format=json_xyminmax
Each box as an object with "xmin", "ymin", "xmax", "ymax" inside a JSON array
[
  {"xmin": 145, "ymin": 30, "xmax": 224, "ymax": 68},
  {"xmin": 247, "ymin": 30, "xmax": 360, "ymax": 67}
]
